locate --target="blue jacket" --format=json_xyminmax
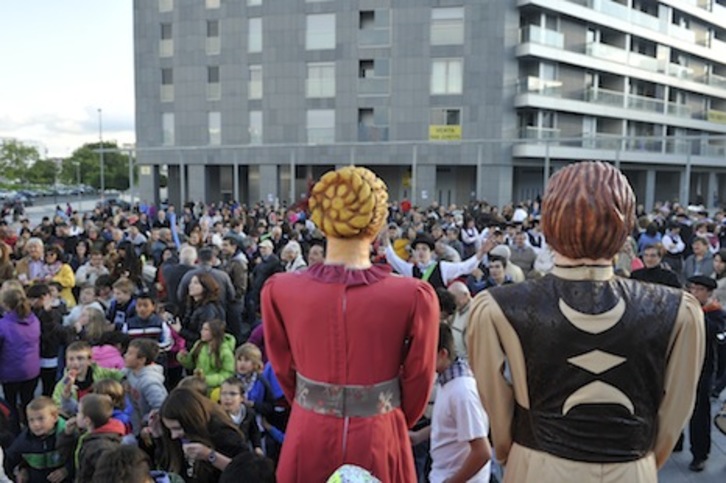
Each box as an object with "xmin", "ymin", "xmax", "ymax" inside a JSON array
[{"xmin": 0, "ymin": 310, "xmax": 40, "ymax": 383}]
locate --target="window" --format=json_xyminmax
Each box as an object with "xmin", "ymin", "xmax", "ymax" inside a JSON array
[
  {"xmin": 307, "ymin": 109, "xmax": 335, "ymax": 144},
  {"xmin": 306, "ymin": 63, "xmax": 336, "ymax": 98},
  {"xmin": 249, "ymin": 111, "xmax": 263, "ymax": 144},
  {"xmin": 360, "ymin": 11, "xmax": 375, "ymax": 29},
  {"xmin": 431, "ymin": 7, "xmax": 464, "ymax": 45},
  {"xmin": 431, "ymin": 108, "xmax": 461, "ymax": 126},
  {"xmin": 306, "ymin": 14, "xmax": 336, "ymax": 50},
  {"xmin": 359, "ymin": 60, "xmax": 374, "ymax": 78},
  {"xmin": 161, "ymin": 68, "xmax": 174, "ymax": 102},
  {"xmin": 209, "ymin": 112, "xmax": 221, "ymax": 145},
  {"xmin": 249, "ymin": 65, "xmax": 262, "ymax": 99},
  {"xmin": 206, "ymin": 0, "xmax": 220, "ymax": 8},
  {"xmin": 160, "ymin": 23, "xmax": 173, "ymax": 57},
  {"xmin": 159, "ymin": 0, "xmax": 173, "ymax": 13},
  {"xmin": 358, "ymin": 9, "xmax": 390, "ymax": 46},
  {"xmin": 207, "ymin": 20, "xmax": 220, "ymax": 55},
  {"xmin": 248, "ymin": 0, "xmax": 262, "ymax": 4},
  {"xmin": 207, "ymin": 66, "xmax": 221, "ymax": 100},
  {"xmin": 431, "ymin": 59, "xmax": 463, "ymax": 95},
  {"xmin": 162, "ymin": 113, "xmax": 175, "ymax": 145},
  {"xmin": 248, "ymin": 18, "xmax": 262, "ymax": 53}
]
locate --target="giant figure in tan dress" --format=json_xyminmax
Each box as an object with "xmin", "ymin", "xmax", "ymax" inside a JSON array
[{"xmin": 467, "ymin": 161, "xmax": 705, "ymax": 482}]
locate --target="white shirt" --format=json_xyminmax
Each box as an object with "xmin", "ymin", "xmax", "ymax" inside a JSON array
[
  {"xmin": 384, "ymin": 245, "xmax": 480, "ymax": 286},
  {"xmin": 430, "ymin": 376, "xmax": 491, "ymax": 483}
]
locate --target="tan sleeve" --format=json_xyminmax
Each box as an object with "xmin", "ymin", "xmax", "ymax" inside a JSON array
[
  {"xmin": 653, "ymin": 292, "xmax": 705, "ymax": 468},
  {"xmin": 467, "ymin": 291, "xmax": 529, "ymax": 464}
]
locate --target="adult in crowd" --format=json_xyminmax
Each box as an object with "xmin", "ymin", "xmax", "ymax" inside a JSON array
[
  {"xmin": 467, "ymin": 161, "xmax": 704, "ymax": 482},
  {"xmin": 75, "ymin": 250, "xmax": 110, "ymax": 288},
  {"xmin": 41, "ymin": 245, "xmax": 76, "ymax": 308},
  {"xmin": 15, "ymin": 237, "xmax": 44, "ymax": 286},
  {"xmin": 280, "ymin": 241, "xmax": 307, "ymax": 272},
  {"xmin": 263, "ymin": 166, "xmax": 439, "ymax": 482},
  {"xmin": 509, "ymin": 231, "xmax": 537, "ymax": 279},
  {"xmin": 630, "ymin": 244, "xmax": 681, "ymax": 288},
  {"xmin": 683, "ymin": 236, "xmax": 714, "ymax": 280},
  {"xmin": 0, "ymin": 284, "xmax": 41, "ymax": 422},
  {"xmin": 249, "ymin": 239, "xmax": 282, "ymax": 318},
  {"xmin": 162, "ymin": 245, "xmax": 197, "ymax": 315},
  {"xmin": 0, "ymin": 241, "xmax": 14, "ymax": 286},
  {"xmin": 172, "ymin": 273, "xmax": 225, "ymax": 347}
]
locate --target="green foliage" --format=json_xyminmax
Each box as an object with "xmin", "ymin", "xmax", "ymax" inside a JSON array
[
  {"xmin": 0, "ymin": 139, "xmax": 42, "ymax": 182},
  {"xmin": 59, "ymin": 141, "xmax": 133, "ymax": 190},
  {"xmin": 26, "ymin": 159, "xmax": 58, "ymax": 185}
]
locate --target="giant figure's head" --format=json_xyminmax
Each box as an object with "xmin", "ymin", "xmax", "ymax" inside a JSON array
[
  {"xmin": 308, "ymin": 166, "xmax": 388, "ymax": 240},
  {"xmin": 541, "ymin": 161, "xmax": 635, "ymax": 260}
]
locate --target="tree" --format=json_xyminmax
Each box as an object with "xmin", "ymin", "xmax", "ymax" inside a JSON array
[
  {"xmin": 60, "ymin": 141, "xmax": 133, "ymax": 190},
  {"xmin": 0, "ymin": 139, "xmax": 41, "ymax": 183},
  {"xmin": 26, "ymin": 159, "xmax": 58, "ymax": 185}
]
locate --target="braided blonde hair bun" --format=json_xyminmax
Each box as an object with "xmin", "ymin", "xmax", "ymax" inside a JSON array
[{"xmin": 308, "ymin": 166, "xmax": 388, "ymax": 239}]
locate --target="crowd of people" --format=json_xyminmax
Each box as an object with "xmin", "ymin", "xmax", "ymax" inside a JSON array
[{"xmin": 0, "ymin": 190, "xmax": 722, "ymax": 482}]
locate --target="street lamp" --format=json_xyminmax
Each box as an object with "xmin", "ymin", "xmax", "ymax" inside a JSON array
[{"xmin": 98, "ymin": 108, "xmax": 105, "ymax": 198}]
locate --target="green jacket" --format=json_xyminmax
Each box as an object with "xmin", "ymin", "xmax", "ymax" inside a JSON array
[
  {"xmin": 178, "ymin": 334, "xmax": 235, "ymax": 388},
  {"xmin": 52, "ymin": 364, "xmax": 124, "ymax": 415}
]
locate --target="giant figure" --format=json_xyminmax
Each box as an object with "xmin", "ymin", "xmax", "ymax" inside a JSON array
[
  {"xmin": 263, "ymin": 166, "xmax": 439, "ymax": 482},
  {"xmin": 467, "ymin": 161, "xmax": 705, "ymax": 482}
]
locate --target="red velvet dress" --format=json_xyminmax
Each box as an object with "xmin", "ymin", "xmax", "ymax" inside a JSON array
[{"xmin": 263, "ymin": 263, "xmax": 439, "ymax": 483}]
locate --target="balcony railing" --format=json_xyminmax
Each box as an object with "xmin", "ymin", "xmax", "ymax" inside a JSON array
[
  {"xmin": 358, "ymin": 28, "xmax": 390, "ymax": 47},
  {"xmin": 666, "ymin": 103, "xmax": 691, "ymax": 118},
  {"xmin": 517, "ymin": 76, "xmax": 563, "ymax": 96},
  {"xmin": 585, "ymin": 86, "xmax": 625, "ymax": 107},
  {"xmin": 520, "ymin": 25, "xmax": 564, "ymax": 48},
  {"xmin": 707, "ymin": 73, "xmax": 726, "ymax": 89},
  {"xmin": 520, "ymin": 126, "xmax": 561, "ymax": 140},
  {"xmin": 627, "ymin": 51, "xmax": 659, "ymax": 72},
  {"xmin": 358, "ymin": 77, "xmax": 390, "ymax": 96},
  {"xmin": 207, "ymin": 83, "xmax": 221, "ymax": 101},
  {"xmin": 582, "ymin": 134, "xmax": 623, "ymax": 150},
  {"xmin": 669, "ymin": 24, "xmax": 696, "ymax": 44},
  {"xmin": 206, "ymin": 37, "xmax": 220, "ymax": 56},
  {"xmin": 160, "ymin": 85, "xmax": 174, "ymax": 103},
  {"xmin": 627, "ymin": 93, "xmax": 663, "ymax": 113},
  {"xmin": 358, "ymin": 125, "xmax": 390, "ymax": 142},
  {"xmin": 663, "ymin": 63, "xmax": 695, "ymax": 80},
  {"xmin": 586, "ymin": 42, "xmax": 628, "ymax": 64},
  {"xmin": 625, "ymin": 138, "xmax": 663, "ymax": 152},
  {"xmin": 712, "ymin": 37, "xmax": 726, "ymax": 55},
  {"xmin": 160, "ymin": 39, "xmax": 173, "ymax": 57}
]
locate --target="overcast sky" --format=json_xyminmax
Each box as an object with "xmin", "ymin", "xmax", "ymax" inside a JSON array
[{"xmin": 0, "ymin": 1, "xmax": 134, "ymax": 157}]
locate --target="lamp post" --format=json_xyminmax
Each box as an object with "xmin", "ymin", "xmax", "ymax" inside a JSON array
[
  {"xmin": 75, "ymin": 161, "xmax": 81, "ymax": 206},
  {"xmin": 98, "ymin": 108, "xmax": 105, "ymax": 199}
]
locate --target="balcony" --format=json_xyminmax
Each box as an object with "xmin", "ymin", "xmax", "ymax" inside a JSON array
[
  {"xmin": 627, "ymin": 51, "xmax": 658, "ymax": 73},
  {"xmin": 159, "ymin": 39, "xmax": 173, "ymax": 57},
  {"xmin": 624, "ymin": 138, "xmax": 662, "ymax": 152},
  {"xmin": 358, "ymin": 28, "xmax": 390, "ymax": 47},
  {"xmin": 666, "ymin": 103, "xmax": 691, "ymax": 118},
  {"xmin": 582, "ymin": 133, "xmax": 623, "ymax": 150},
  {"xmin": 520, "ymin": 25, "xmax": 564, "ymax": 49},
  {"xmin": 358, "ymin": 77, "xmax": 389, "ymax": 96},
  {"xmin": 518, "ymin": 76, "xmax": 563, "ymax": 96},
  {"xmin": 358, "ymin": 125, "xmax": 389, "ymax": 142},
  {"xmin": 712, "ymin": 37, "xmax": 726, "ymax": 56},
  {"xmin": 627, "ymin": 93, "xmax": 663, "ymax": 113},
  {"xmin": 586, "ymin": 42, "xmax": 628, "ymax": 64},
  {"xmin": 669, "ymin": 24, "xmax": 696, "ymax": 44},
  {"xmin": 707, "ymin": 73, "xmax": 726, "ymax": 90},
  {"xmin": 707, "ymin": 110, "xmax": 726, "ymax": 124},
  {"xmin": 520, "ymin": 126, "xmax": 561, "ymax": 140},
  {"xmin": 206, "ymin": 37, "xmax": 220, "ymax": 56},
  {"xmin": 585, "ymin": 0, "xmax": 659, "ymax": 31},
  {"xmin": 585, "ymin": 86, "xmax": 625, "ymax": 108},
  {"xmin": 714, "ymin": 2, "xmax": 726, "ymax": 18},
  {"xmin": 663, "ymin": 63, "xmax": 695, "ymax": 80},
  {"xmin": 207, "ymin": 83, "xmax": 221, "ymax": 101},
  {"xmin": 160, "ymin": 85, "xmax": 174, "ymax": 103}
]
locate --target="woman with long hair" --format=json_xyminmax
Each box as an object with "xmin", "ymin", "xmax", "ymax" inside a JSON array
[
  {"xmin": 112, "ymin": 240, "xmax": 143, "ymax": 288},
  {"xmin": 177, "ymin": 319, "xmax": 235, "ymax": 401},
  {"xmin": 41, "ymin": 245, "xmax": 76, "ymax": 308},
  {"xmin": 69, "ymin": 239, "xmax": 89, "ymax": 272},
  {"xmin": 172, "ymin": 273, "xmax": 225, "ymax": 347},
  {"xmin": 0, "ymin": 285, "xmax": 40, "ymax": 421},
  {"xmin": 158, "ymin": 387, "xmax": 247, "ymax": 482}
]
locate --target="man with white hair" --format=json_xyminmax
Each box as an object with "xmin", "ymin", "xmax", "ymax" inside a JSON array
[
  {"xmin": 282, "ymin": 241, "xmax": 307, "ymax": 272},
  {"xmin": 447, "ymin": 281, "xmax": 472, "ymax": 359},
  {"xmin": 161, "ymin": 245, "xmax": 197, "ymax": 314}
]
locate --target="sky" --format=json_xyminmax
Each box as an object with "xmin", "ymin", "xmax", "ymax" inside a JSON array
[{"xmin": 0, "ymin": 1, "xmax": 134, "ymax": 157}]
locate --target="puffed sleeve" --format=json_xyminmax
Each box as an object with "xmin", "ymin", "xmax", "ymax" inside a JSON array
[
  {"xmin": 400, "ymin": 281, "xmax": 439, "ymax": 427},
  {"xmin": 653, "ymin": 292, "xmax": 705, "ymax": 468},
  {"xmin": 262, "ymin": 275, "xmax": 296, "ymax": 403}
]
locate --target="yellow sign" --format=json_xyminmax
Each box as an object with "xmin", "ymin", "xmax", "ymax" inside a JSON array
[
  {"xmin": 707, "ymin": 110, "xmax": 726, "ymax": 124},
  {"xmin": 139, "ymin": 166, "xmax": 152, "ymax": 175},
  {"xmin": 429, "ymin": 125, "xmax": 461, "ymax": 141}
]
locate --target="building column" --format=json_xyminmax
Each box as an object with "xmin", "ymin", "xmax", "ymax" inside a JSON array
[
  {"xmin": 187, "ymin": 164, "xmax": 208, "ymax": 203},
  {"xmin": 138, "ymin": 164, "xmax": 160, "ymax": 207},
  {"xmin": 414, "ymin": 164, "xmax": 436, "ymax": 207},
  {"xmin": 167, "ymin": 165, "xmax": 181, "ymax": 208},
  {"xmin": 645, "ymin": 169, "xmax": 656, "ymax": 212},
  {"xmin": 478, "ymin": 164, "xmax": 513, "ymax": 207},
  {"xmin": 680, "ymin": 165, "xmax": 691, "ymax": 206},
  {"xmin": 259, "ymin": 164, "xmax": 279, "ymax": 205},
  {"xmin": 707, "ymin": 171, "xmax": 718, "ymax": 209}
]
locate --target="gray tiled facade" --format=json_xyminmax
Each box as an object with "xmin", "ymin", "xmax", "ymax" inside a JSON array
[{"xmin": 134, "ymin": 0, "xmax": 726, "ymax": 209}]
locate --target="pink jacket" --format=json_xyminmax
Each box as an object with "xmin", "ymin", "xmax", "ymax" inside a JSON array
[{"xmin": 92, "ymin": 345, "xmax": 125, "ymax": 370}]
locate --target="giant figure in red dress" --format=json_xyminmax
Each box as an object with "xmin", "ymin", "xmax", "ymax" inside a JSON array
[{"xmin": 263, "ymin": 166, "xmax": 439, "ymax": 482}]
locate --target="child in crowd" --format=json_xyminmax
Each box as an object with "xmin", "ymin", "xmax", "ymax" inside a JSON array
[
  {"xmin": 92, "ymin": 331, "xmax": 129, "ymax": 370},
  {"xmin": 120, "ymin": 293, "xmax": 171, "ymax": 349},
  {"xmin": 91, "ymin": 445, "xmax": 182, "ymax": 483},
  {"xmin": 63, "ymin": 284, "xmax": 104, "ymax": 328},
  {"xmin": 53, "ymin": 341, "xmax": 123, "ymax": 417},
  {"xmin": 428, "ymin": 324, "xmax": 491, "ymax": 483},
  {"xmin": 123, "ymin": 339, "xmax": 168, "ymax": 436},
  {"xmin": 158, "ymin": 304, "xmax": 185, "ymax": 390},
  {"xmin": 62, "ymin": 394, "xmax": 125, "ymax": 482},
  {"xmin": 219, "ymin": 452, "xmax": 276, "ymax": 483},
  {"xmin": 94, "ymin": 275, "xmax": 115, "ymax": 313},
  {"xmin": 107, "ymin": 278, "xmax": 137, "ymax": 328},
  {"xmin": 26, "ymin": 284, "xmax": 67, "ymax": 397},
  {"xmin": 177, "ymin": 319, "xmax": 235, "ymax": 401},
  {"xmin": 47, "ymin": 282, "xmax": 69, "ymax": 315},
  {"xmin": 4, "ymin": 397, "xmax": 69, "ymax": 483},
  {"xmin": 177, "ymin": 374, "xmax": 209, "ymax": 397},
  {"xmin": 220, "ymin": 378, "xmax": 263, "ymax": 455},
  {"xmin": 93, "ymin": 379, "xmax": 134, "ymax": 441}
]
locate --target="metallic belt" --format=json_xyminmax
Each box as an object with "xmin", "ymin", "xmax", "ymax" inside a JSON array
[{"xmin": 294, "ymin": 373, "xmax": 401, "ymax": 418}]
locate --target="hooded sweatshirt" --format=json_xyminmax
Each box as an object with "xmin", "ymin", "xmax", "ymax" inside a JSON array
[
  {"xmin": 74, "ymin": 418, "xmax": 125, "ymax": 482},
  {"xmin": 124, "ymin": 364, "xmax": 168, "ymax": 434},
  {"xmin": 178, "ymin": 334, "xmax": 236, "ymax": 389}
]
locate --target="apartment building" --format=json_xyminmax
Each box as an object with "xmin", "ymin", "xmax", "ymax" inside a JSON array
[{"xmin": 134, "ymin": 0, "xmax": 726, "ymax": 209}]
